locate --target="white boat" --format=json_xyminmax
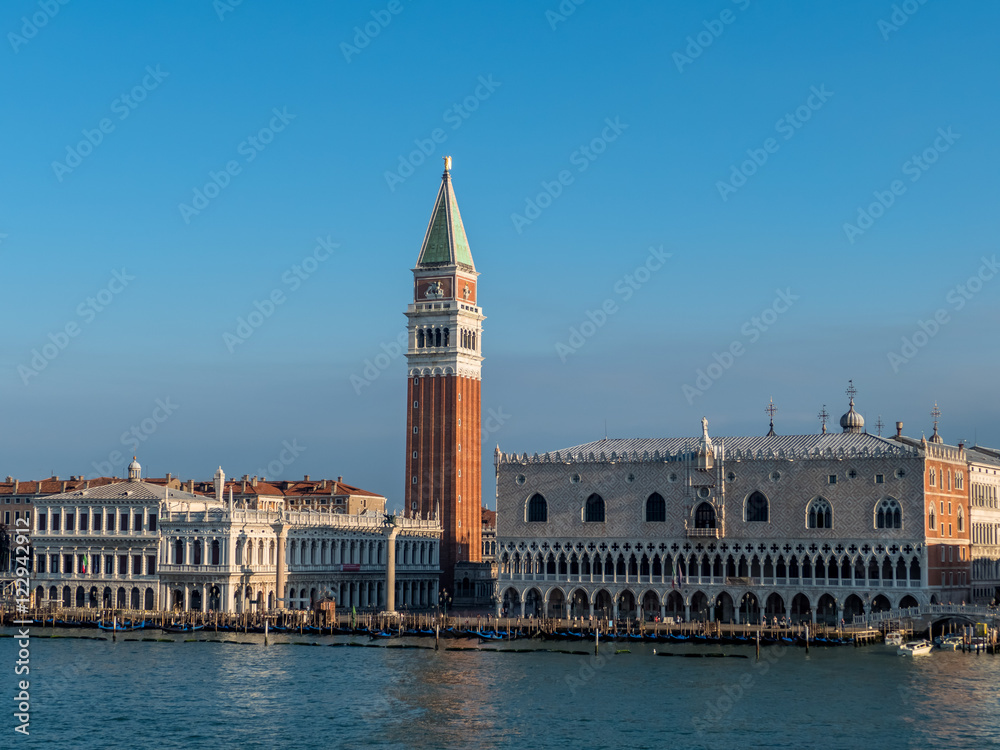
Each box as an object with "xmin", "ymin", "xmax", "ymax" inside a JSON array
[
  {"xmin": 898, "ymin": 639, "xmax": 933, "ymax": 656},
  {"xmin": 937, "ymin": 634, "xmax": 962, "ymax": 651},
  {"xmin": 885, "ymin": 631, "xmax": 904, "ymax": 646}
]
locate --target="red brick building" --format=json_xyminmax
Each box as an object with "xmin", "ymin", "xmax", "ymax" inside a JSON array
[{"xmin": 404, "ymin": 157, "xmax": 484, "ymax": 589}]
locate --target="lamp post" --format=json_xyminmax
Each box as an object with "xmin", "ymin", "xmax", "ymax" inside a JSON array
[{"xmin": 438, "ymin": 588, "xmax": 451, "ymax": 621}]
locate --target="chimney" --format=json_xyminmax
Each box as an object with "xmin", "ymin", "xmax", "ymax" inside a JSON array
[
  {"xmin": 186, "ymin": 479, "xmax": 195, "ymax": 493},
  {"xmin": 5, "ymin": 476, "xmax": 11, "ymax": 483},
  {"xmin": 166, "ymin": 472, "xmax": 172, "ymax": 483},
  {"xmin": 304, "ymin": 474, "xmax": 310, "ymax": 481},
  {"xmin": 896, "ymin": 421, "xmax": 903, "ymax": 438},
  {"xmin": 958, "ymin": 441, "xmax": 965, "ymax": 450},
  {"xmin": 13, "ymin": 480, "xmax": 18, "ymax": 493},
  {"xmin": 337, "ymin": 476, "xmax": 343, "ymax": 484},
  {"xmin": 62, "ymin": 481, "xmax": 67, "ymax": 491},
  {"xmin": 251, "ymin": 476, "xmax": 257, "ymax": 487}
]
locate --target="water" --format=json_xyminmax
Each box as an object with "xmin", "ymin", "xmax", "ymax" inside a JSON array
[{"xmin": 4, "ymin": 629, "xmax": 1000, "ymax": 749}]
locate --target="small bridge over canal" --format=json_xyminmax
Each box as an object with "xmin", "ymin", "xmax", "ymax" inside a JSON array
[{"xmin": 853, "ymin": 603, "xmax": 1000, "ymax": 630}]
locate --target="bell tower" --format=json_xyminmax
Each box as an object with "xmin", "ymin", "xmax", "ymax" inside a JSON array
[{"xmin": 404, "ymin": 157, "xmax": 483, "ymax": 588}]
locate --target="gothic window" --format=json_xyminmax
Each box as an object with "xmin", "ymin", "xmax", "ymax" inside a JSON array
[
  {"xmin": 585, "ymin": 494, "xmax": 605, "ymax": 523},
  {"xmin": 417, "ymin": 330, "xmax": 424, "ymax": 348},
  {"xmin": 527, "ymin": 494, "xmax": 547, "ymax": 523},
  {"xmin": 694, "ymin": 502, "xmax": 716, "ymax": 529},
  {"xmin": 435, "ymin": 328, "xmax": 442, "ymax": 347},
  {"xmin": 745, "ymin": 491, "xmax": 769, "ymax": 522},
  {"xmin": 645, "ymin": 493, "xmax": 666, "ymax": 522},
  {"xmin": 807, "ymin": 498, "xmax": 832, "ymax": 529},
  {"xmin": 875, "ymin": 497, "xmax": 902, "ymax": 529}
]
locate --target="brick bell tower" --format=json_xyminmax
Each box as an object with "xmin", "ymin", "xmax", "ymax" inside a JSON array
[{"xmin": 404, "ymin": 156, "xmax": 483, "ymax": 590}]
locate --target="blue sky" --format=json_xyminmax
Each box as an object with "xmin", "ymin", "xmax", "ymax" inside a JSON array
[{"xmin": 1, "ymin": 0, "xmax": 997, "ymax": 506}]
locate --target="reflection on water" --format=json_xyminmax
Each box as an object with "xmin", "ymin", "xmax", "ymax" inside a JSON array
[{"xmin": 7, "ymin": 630, "xmax": 1000, "ymax": 749}]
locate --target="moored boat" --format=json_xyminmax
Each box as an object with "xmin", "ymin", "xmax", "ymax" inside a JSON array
[{"xmin": 898, "ymin": 639, "xmax": 933, "ymax": 656}]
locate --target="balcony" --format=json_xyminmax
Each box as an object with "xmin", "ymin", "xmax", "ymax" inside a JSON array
[{"xmin": 686, "ymin": 527, "xmax": 719, "ymax": 539}]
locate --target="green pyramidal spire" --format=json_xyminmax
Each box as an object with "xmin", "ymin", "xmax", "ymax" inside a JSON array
[{"xmin": 416, "ymin": 156, "xmax": 475, "ymax": 270}]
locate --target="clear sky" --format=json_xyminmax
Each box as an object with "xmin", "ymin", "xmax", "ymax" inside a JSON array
[{"xmin": 2, "ymin": 1, "xmax": 998, "ymax": 508}]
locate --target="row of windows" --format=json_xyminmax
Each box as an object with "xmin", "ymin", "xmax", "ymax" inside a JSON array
[
  {"xmin": 525, "ymin": 492, "xmax": 904, "ymax": 530},
  {"xmin": 929, "ymin": 468, "xmax": 965, "ymax": 490},
  {"xmin": 36, "ymin": 509, "xmax": 156, "ymax": 533},
  {"xmin": 2, "ymin": 497, "xmax": 32, "ymax": 503},
  {"xmin": 35, "ymin": 552, "xmax": 155, "ymax": 576}
]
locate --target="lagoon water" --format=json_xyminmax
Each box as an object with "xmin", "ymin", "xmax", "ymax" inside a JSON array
[{"xmin": 4, "ymin": 629, "xmax": 1000, "ymax": 749}]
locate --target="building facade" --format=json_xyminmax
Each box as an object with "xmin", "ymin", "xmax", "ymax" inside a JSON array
[
  {"xmin": 495, "ymin": 400, "xmax": 965, "ymax": 625},
  {"xmin": 968, "ymin": 446, "xmax": 1000, "ymax": 604},
  {"xmin": 23, "ymin": 460, "xmax": 442, "ymax": 613},
  {"xmin": 404, "ymin": 157, "xmax": 484, "ymax": 587},
  {"xmin": 29, "ymin": 459, "xmax": 187, "ymax": 610}
]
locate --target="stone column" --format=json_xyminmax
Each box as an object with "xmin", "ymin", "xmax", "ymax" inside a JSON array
[
  {"xmin": 274, "ymin": 524, "xmax": 288, "ymax": 610},
  {"xmin": 386, "ymin": 525, "xmax": 400, "ymax": 613}
]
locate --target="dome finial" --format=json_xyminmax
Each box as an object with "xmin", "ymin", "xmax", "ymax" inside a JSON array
[
  {"xmin": 840, "ymin": 381, "xmax": 865, "ymax": 434},
  {"xmin": 930, "ymin": 402, "xmax": 943, "ymax": 443},
  {"xmin": 128, "ymin": 456, "xmax": 141, "ymax": 481}
]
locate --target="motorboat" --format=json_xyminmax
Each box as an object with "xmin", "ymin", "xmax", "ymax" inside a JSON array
[
  {"xmin": 898, "ymin": 639, "xmax": 933, "ymax": 656},
  {"xmin": 885, "ymin": 631, "xmax": 904, "ymax": 646}
]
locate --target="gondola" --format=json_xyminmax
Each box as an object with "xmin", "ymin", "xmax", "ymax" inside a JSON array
[{"xmin": 160, "ymin": 623, "xmax": 205, "ymax": 634}]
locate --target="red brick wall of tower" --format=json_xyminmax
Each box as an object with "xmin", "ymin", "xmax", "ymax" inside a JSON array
[{"xmin": 405, "ymin": 373, "xmax": 482, "ymax": 587}]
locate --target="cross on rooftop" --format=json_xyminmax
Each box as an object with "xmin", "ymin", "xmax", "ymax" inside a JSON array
[
  {"xmin": 846, "ymin": 380, "xmax": 857, "ymax": 402},
  {"xmin": 818, "ymin": 405, "xmax": 829, "ymax": 434}
]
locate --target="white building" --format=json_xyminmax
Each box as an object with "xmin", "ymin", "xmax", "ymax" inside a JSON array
[
  {"xmin": 30, "ymin": 458, "xmax": 204, "ymax": 610},
  {"xmin": 969, "ymin": 446, "xmax": 1000, "ymax": 604}
]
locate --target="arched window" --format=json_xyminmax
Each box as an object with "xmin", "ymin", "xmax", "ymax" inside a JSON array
[
  {"xmin": 928, "ymin": 505, "xmax": 936, "ymax": 531},
  {"xmin": 417, "ymin": 330, "xmax": 424, "ymax": 348},
  {"xmin": 694, "ymin": 502, "xmax": 716, "ymax": 528},
  {"xmin": 875, "ymin": 497, "xmax": 902, "ymax": 529},
  {"xmin": 645, "ymin": 493, "xmax": 666, "ymax": 522},
  {"xmin": 958, "ymin": 507, "xmax": 964, "ymax": 533},
  {"xmin": 585, "ymin": 494, "xmax": 605, "ymax": 523},
  {"xmin": 807, "ymin": 498, "xmax": 832, "ymax": 529},
  {"xmin": 745, "ymin": 491, "xmax": 769, "ymax": 523},
  {"xmin": 527, "ymin": 494, "xmax": 547, "ymax": 523}
]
